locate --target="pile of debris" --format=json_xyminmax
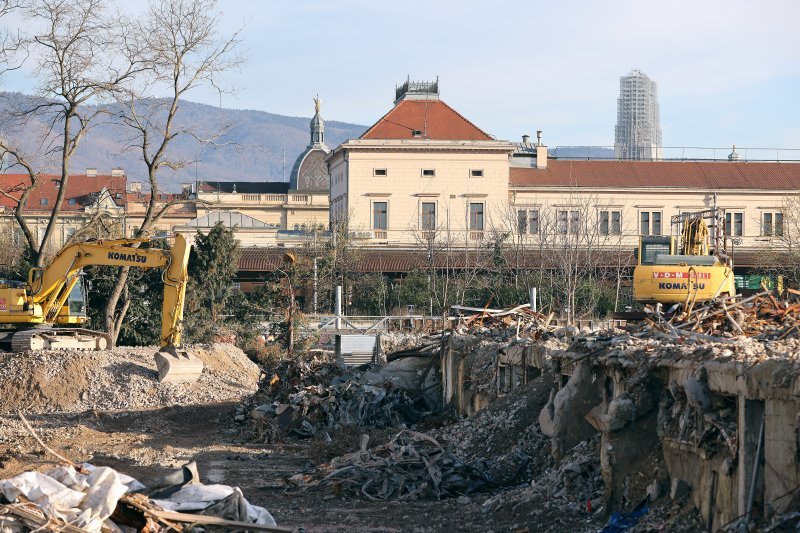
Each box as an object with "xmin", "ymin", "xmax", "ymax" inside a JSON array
[
  {"xmin": 245, "ymin": 353, "xmax": 438, "ymax": 442},
  {"xmin": 0, "ymin": 417, "xmax": 285, "ymax": 533},
  {"xmin": 640, "ymin": 289, "xmax": 800, "ymax": 341},
  {"xmin": 450, "ymin": 304, "xmax": 555, "ymax": 339},
  {"xmin": 290, "ymin": 430, "xmax": 495, "ymax": 500},
  {"xmin": 289, "ymin": 374, "xmax": 557, "ymax": 503},
  {"xmin": 0, "ymin": 344, "xmax": 261, "ymax": 414}
]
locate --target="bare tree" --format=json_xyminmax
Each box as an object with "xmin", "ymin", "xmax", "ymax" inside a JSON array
[
  {"xmin": 0, "ymin": 0, "xmax": 142, "ymax": 266},
  {"xmin": 102, "ymin": 0, "xmax": 243, "ymax": 343}
]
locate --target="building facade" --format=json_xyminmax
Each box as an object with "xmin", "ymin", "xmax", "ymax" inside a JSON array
[
  {"xmin": 327, "ymin": 80, "xmax": 516, "ymax": 246},
  {"xmin": 614, "ymin": 69, "xmax": 663, "ymax": 160}
]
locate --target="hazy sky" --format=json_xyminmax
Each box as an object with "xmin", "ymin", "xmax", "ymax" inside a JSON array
[{"xmin": 4, "ymin": 0, "xmax": 800, "ymax": 150}]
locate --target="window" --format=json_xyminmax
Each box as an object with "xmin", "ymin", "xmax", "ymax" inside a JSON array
[
  {"xmin": 65, "ymin": 227, "xmax": 76, "ymax": 241},
  {"xmin": 373, "ymin": 168, "xmax": 387, "ymax": 177},
  {"xmin": 421, "ymin": 202, "xmax": 436, "ymax": 230},
  {"xmin": 640, "ymin": 211, "xmax": 662, "ymax": 236},
  {"xmin": 68, "ymin": 198, "xmax": 77, "ymax": 206},
  {"xmin": 40, "ymin": 198, "xmax": 48, "ymax": 206},
  {"xmin": 421, "ymin": 169, "xmax": 435, "ymax": 178},
  {"xmin": 529, "ymin": 209, "xmax": 540, "ymax": 234},
  {"xmin": 517, "ymin": 208, "xmax": 540, "ymax": 234},
  {"xmin": 470, "ymin": 169, "xmax": 484, "ymax": 178},
  {"xmin": 517, "ymin": 210, "xmax": 527, "ymax": 234},
  {"xmin": 469, "ymin": 203, "xmax": 484, "ymax": 231},
  {"xmin": 762, "ymin": 212, "xmax": 784, "ymax": 236},
  {"xmin": 600, "ymin": 210, "xmax": 622, "ymax": 235},
  {"xmin": 557, "ymin": 210, "xmax": 580, "ymax": 234},
  {"xmin": 557, "ymin": 210, "xmax": 568, "ymax": 234},
  {"xmin": 373, "ymin": 201, "xmax": 388, "ymax": 231},
  {"xmin": 725, "ymin": 212, "xmax": 743, "ymax": 237}
]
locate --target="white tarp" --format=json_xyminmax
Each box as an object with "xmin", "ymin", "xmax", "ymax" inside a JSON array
[{"xmin": 0, "ymin": 463, "xmax": 276, "ymax": 532}]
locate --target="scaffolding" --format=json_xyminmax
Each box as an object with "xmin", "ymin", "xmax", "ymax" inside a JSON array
[{"xmin": 614, "ymin": 69, "xmax": 663, "ymax": 160}]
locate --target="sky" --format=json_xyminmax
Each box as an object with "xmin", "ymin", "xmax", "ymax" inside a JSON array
[{"xmin": 3, "ymin": 0, "xmax": 800, "ymax": 152}]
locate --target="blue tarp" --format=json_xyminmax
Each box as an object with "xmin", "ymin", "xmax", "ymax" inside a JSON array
[{"xmin": 599, "ymin": 502, "xmax": 649, "ymax": 533}]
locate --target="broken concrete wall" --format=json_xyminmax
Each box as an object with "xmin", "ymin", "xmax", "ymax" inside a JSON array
[{"xmin": 440, "ymin": 333, "xmax": 800, "ymax": 530}]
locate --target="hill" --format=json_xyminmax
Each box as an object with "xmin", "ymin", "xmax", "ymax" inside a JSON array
[{"xmin": 0, "ymin": 93, "xmax": 367, "ymax": 191}]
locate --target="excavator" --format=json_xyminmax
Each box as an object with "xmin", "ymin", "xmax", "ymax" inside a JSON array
[
  {"xmin": 0, "ymin": 233, "xmax": 204, "ymax": 383},
  {"xmin": 632, "ymin": 207, "xmax": 736, "ymax": 307}
]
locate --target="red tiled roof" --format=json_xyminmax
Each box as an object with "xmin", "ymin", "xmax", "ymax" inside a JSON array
[
  {"xmin": 0, "ymin": 173, "xmax": 127, "ymax": 211},
  {"xmin": 360, "ymin": 99, "xmax": 493, "ymax": 141},
  {"xmin": 510, "ymin": 160, "xmax": 800, "ymax": 190}
]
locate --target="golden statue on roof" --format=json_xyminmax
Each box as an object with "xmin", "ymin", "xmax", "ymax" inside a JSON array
[{"xmin": 313, "ymin": 95, "xmax": 321, "ymax": 114}]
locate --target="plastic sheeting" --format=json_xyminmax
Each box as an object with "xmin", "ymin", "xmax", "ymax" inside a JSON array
[{"xmin": 0, "ymin": 463, "xmax": 276, "ymax": 532}]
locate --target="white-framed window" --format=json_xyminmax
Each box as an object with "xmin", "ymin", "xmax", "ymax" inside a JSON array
[
  {"xmin": 470, "ymin": 169, "xmax": 484, "ymax": 178},
  {"xmin": 762, "ymin": 212, "xmax": 783, "ymax": 236},
  {"xmin": 373, "ymin": 168, "xmax": 387, "ymax": 177},
  {"xmin": 599, "ymin": 210, "xmax": 622, "ymax": 235},
  {"xmin": 725, "ymin": 212, "xmax": 744, "ymax": 237},
  {"xmin": 421, "ymin": 169, "xmax": 436, "ymax": 178},
  {"xmin": 373, "ymin": 201, "xmax": 388, "ymax": 231},
  {"xmin": 469, "ymin": 202, "xmax": 484, "ymax": 231},
  {"xmin": 420, "ymin": 202, "xmax": 436, "ymax": 230},
  {"xmin": 640, "ymin": 211, "xmax": 662, "ymax": 236},
  {"xmin": 557, "ymin": 209, "xmax": 580, "ymax": 234},
  {"xmin": 517, "ymin": 208, "xmax": 540, "ymax": 235}
]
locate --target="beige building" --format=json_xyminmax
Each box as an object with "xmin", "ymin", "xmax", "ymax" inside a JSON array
[
  {"xmin": 508, "ymin": 157, "xmax": 797, "ymax": 254},
  {"xmin": 327, "ymin": 80, "xmax": 516, "ymax": 246},
  {"xmin": 324, "ymin": 80, "xmax": 800, "ymax": 270}
]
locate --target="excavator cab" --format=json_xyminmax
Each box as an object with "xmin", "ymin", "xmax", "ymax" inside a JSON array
[
  {"xmin": 637, "ymin": 236, "xmax": 676, "ymax": 265},
  {"xmin": 54, "ymin": 275, "xmax": 90, "ymax": 326}
]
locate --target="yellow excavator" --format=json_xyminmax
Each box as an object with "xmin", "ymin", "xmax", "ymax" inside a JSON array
[
  {"xmin": 0, "ymin": 233, "xmax": 203, "ymax": 383},
  {"xmin": 633, "ymin": 207, "xmax": 736, "ymax": 306}
]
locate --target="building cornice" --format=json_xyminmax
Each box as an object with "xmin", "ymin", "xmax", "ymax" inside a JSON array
[{"xmin": 509, "ymin": 185, "xmax": 800, "ymax": 195}]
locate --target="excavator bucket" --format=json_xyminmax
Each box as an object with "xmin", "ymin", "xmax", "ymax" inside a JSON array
[{"xmin": 154, "ymin": 347, "xmax": 205, "ymax": 384}]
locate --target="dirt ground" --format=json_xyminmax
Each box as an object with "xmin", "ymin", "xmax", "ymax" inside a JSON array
[{"xmin": 0, "ymin": 403, "xmax": 606, "ymax": 532}]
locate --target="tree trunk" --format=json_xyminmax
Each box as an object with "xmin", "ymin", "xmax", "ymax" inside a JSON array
[{"xmin": 104, "ymin": 265, "xmax": 131, "ymax": 344}]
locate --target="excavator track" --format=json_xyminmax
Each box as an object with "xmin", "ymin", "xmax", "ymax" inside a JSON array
[{"xmin": 11, "ymin": 328, "xmax": 113, "ymax": 352}]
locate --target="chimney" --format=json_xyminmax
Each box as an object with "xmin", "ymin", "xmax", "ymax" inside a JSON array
[
  {"xmin": 534, "ymin": 130, "xmax": 547, "ymax": 169},
  {"xmin": 86, "ymin": 168, "xmax": 97, "ymax": 177},
  {"xmin": 536, "ymin": 145, "xmax": 548, "ymax": 170},
  {"xmin": 111, "ymin": 167, "xmax": 125, "ymax": 177},
  {"xmin": 129, "ymin": 182, "xmax": 142, "ymax": 194},
  {"xmin": 521, "ymin": 134, "xmax": 530, "ymax": 145}
]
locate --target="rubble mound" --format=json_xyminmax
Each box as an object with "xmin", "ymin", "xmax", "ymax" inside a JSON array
[
  {"xmin": 435, "ymin": 376, "xmax": 554, "ymax": 483},
  {"xmin": 0, "ymin": 343, "xmax": 260, "ymax": 414}
]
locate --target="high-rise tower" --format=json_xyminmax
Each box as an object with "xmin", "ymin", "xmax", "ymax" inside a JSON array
[{"xmin": 614, "ymin": 69, "xmax": 662, "ymax": 160}]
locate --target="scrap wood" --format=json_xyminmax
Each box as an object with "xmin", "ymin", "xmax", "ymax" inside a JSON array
[{"xmin": 0, "ymin": 502, "xmax": 94, "ymax": 533}]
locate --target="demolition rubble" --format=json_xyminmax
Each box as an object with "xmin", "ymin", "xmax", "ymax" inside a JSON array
[
  {"xmin": 236, "ymin": 293, "xmax": 800, "ymax": 531},
  {"xmin": 2, "ymin": 291, "xmax": 800, "ymax": 531}
]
